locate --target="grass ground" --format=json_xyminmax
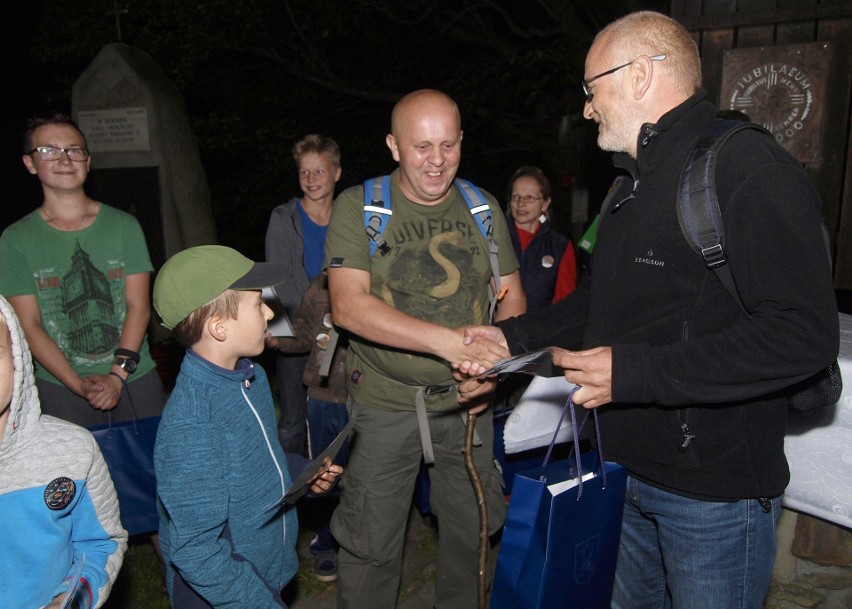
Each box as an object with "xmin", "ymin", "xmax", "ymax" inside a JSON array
[
  {"xmin": 102, "ymin": 538, "xmax": 169, "ymax": 609},
  {"xmin": 98, "ymin": 532, "xmax": 328, "ymax": 609},
  {"xmin": 98, "ymin": 505, "xmax": 439, "ymax": 609}
]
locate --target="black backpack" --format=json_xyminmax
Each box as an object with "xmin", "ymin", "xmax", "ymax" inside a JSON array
[{"xmin": 677, "ymin": 120, "xmax": 842, "ymax": 412}]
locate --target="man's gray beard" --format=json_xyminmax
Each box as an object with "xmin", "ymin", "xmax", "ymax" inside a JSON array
[
  {"xmin": 596, "ymin": 119, "xmax": 637, "ymax": 154},
  {"xmin": 598, "ymin": 132, "xmax": 627, "ymax": 153}
]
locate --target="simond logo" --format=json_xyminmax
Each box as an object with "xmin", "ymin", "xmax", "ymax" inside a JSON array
[{"xmin": 635, "ymin": 248, "xmax": 665, "ymax": 268}]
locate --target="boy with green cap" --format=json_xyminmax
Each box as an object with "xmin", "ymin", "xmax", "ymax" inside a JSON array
[{"xmin": 152, "ymin": 245, "xmax": 342, "ymax": 609}]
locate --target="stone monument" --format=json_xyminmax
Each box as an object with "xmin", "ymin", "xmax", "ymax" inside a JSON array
[{"xmin": 72, "ymin": 43, "xmax": 217, "ymax": 270}]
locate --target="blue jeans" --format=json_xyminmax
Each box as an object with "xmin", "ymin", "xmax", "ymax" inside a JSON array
[
  {"xmin": 306, "ymin": 397, "xmax": 349, "ymax": 464},
  {"xmin": 275, "ymin": 352, "xmax": 308, "ymax": 454},
  {"xmin": 304, "ymin": 397, "xmax": 349, "ymax": 555},
  {"xmin": 611, "ymin": 476, "xmax": 780, "ymax": 609}
]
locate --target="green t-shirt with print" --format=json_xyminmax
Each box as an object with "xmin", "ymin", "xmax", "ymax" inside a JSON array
[
  {"xmin": 325, "ymin": 170, "xmax": 518, "ymax": 412},
  {"xmin": 0, "ymin": 203, "xmax": 156, "ymax": 384}
]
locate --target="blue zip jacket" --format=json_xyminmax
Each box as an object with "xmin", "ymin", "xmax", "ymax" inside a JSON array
[{"xmin": 155, "ymin": 350, "xmax": 298, "ymax": 608}]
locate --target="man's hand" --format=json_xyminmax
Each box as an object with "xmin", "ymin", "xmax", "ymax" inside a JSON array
[
  {"xmin": 552, "ymin": 346, "xmax": 613, "ymax": 409},
  {"xmin": 441, "ymin": 326, "xmax": 509, "ymax": 375},
  {"xmin": 454, "ymin": 369, "xmax": 497, "ymax": 414},
  {"xmin": 454, "ymin": 325, "xmax": 509, "ymax": 375}
]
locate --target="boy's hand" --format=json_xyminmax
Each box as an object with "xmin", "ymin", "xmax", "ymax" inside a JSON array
[
  {"xmin": 84, "ymin": 374, "xmax": 122, "ymax": 410},
  {"xmin": 76, "ymin": 376, "xmax": 101, "ymax": 399},
  {"xmin": 308, "ymin": 457, "xmax": 343, "ymax": 494}
]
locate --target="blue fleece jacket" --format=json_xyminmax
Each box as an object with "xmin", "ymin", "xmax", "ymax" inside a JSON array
[{"xmin": 155, "ymin": 350, "xmax": 298, "ymax": 608}]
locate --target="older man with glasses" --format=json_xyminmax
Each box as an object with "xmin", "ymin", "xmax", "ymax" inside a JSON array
[{"xmin": 462, "ymin": 11, "xmax": 838, "ymax": 609}]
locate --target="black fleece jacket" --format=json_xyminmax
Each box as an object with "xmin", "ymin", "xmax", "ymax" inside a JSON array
[{"xmin": 499, "ymin": 92, "xmax": 839, "ymax": 500}]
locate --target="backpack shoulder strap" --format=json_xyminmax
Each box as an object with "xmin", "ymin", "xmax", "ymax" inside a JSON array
[
  {"xmin": 677, "ymin": 120, "xmax": 772, "ymax": 313},
  {"xmin": 454, "ymin": 178, "xmax": 494, "ymax": 240},
  {"xmin": 677, "ymin": 120, "xmax": 771, "ymax": 268},
  {"xmin": 454, "ymin": 178, "xmax": 502, "ymax": 319},
  {"xmin": 362, "ymin": 176, "xmax": 504, "ymax": 320},
  {"xmin": 363, "ymin": 175, "xmax": 393, "ymax": 256}
]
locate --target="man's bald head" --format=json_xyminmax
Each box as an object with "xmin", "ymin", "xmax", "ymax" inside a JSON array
[
  {"xmin": 595, "ymin": 11, "xmax": 701, "ymax": 97},
  {"xmin": 390, "ymin": 89, "xmax": 461, "ymax": 138},
  {"xmin": 385, "ymin": 89, "xmax": 464, "ymax": 205}
]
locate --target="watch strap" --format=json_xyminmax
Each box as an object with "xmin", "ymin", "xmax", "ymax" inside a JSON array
[{"xmin": 114, "ymin": 348, "xmax": 140, "ymax": 363}]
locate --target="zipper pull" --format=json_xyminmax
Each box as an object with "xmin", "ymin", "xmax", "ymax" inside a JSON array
[{"xmin": 678, "ymin": 423, "xmax": 695, "ymax": 453}]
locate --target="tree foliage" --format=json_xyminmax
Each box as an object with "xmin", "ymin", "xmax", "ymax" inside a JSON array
[{"xmin": 32, "ymin": 0, "xmax": 666, "ymax": 255}]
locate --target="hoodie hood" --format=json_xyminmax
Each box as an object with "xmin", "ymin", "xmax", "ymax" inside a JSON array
[{"xmin": 0, "ymin": 295, "xmax": 40, "ymax": 456}]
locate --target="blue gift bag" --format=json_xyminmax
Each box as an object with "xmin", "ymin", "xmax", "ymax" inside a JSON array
[
  {"xmin": 90, "ymin": 415, "xmax": 160, "ymax": 536},
  {"xmin": 491, "ymin": 389, "xmax": 627, "ymax": 609}
]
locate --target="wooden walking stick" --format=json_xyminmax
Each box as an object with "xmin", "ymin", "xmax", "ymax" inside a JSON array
[
  {"xmin": 464, "ymin": 410, "xmax": 489, "ymax": 609},
  {"xmin": 465, "ymin": 276, "xmax": 503, "ymax": 608}
]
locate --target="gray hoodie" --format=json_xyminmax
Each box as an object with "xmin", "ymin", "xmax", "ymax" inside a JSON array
[{"xmin": 0, "ymin": 295, "xmax": 127, "ymax": 608}]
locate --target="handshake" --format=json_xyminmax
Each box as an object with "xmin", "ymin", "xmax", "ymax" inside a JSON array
[{"xmin": 446, "ymin": 325, "xmax": 614, "ymax": 411}]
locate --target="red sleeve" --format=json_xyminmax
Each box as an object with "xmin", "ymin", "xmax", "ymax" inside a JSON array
[{"xmin": 552, "ymin": 241, "xmax": 577, "ymax": 302}]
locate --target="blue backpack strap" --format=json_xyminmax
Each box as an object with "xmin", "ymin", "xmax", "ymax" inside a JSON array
[
  {"xmin": 455, "ymin": 178, "xmax": 502, "ymax": 320},
  {"xmin": 363, "ymin": 175, "xmax": 393, "ymax": 256},
  {"xmin": 454, "ymin": 178, "xmax": 494, "ymax": 239}
]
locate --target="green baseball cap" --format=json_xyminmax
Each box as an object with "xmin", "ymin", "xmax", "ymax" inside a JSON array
[{"xmin": 153, "ymin": 245, "xmax": 287, "ymax": 329}]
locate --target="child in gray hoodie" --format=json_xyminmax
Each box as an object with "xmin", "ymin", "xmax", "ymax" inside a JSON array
[{"xmin": 0, "ymin": 294, "xmax": 127, "ymax": 608}]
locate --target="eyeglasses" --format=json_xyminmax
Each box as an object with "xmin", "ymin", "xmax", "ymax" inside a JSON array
[
  {"xmin": 582, "ymin": 54, "xmax": 667, "ymax": 103},
  {"xmin": 510, "ymin": 194, "xmax": 544, "ymax": 204},
  {"xmin": 27, "ymin": 146, "xmax": 90, "ymax": 162}
]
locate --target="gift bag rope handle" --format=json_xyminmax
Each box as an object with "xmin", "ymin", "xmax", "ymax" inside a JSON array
[
  {"xmin": 106, "ymin": 371, "xmax": 141, "ymax": 434},
  {"xmin": 539, "ymin": 385, "xmax": 607, "ymax": 499}
]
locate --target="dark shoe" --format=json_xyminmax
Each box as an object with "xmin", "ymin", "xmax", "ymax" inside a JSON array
[{"xmin": 313, "ymin": 551, "xmax": 338, "ymax": 582}]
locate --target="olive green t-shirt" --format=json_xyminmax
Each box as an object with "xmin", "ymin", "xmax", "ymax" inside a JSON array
[{"xmin": 325, "ymin": 170, "xmax": 518, "ymax": 412}]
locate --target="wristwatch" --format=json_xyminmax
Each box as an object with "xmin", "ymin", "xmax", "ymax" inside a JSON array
[
  {"xmin": 113, "ymin": 355, "xmax": 137, "ymax": 374},
  {"xmin": 113, "ymin": 348, "xmax": 140, "ymax": 375}
]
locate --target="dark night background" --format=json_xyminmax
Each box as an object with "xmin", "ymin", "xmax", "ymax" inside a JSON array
[{"xmin": 4, "ymin": 0, "xmax": 668, "ymax": 261}]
